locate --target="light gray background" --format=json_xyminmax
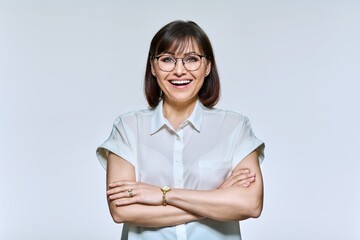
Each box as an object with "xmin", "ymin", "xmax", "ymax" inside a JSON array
[{"xmin": 1, "ymin": 1, "xmax": 359, "ymax": 239}]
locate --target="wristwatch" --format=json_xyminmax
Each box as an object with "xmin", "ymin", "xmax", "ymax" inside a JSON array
[{"xmin": 161, "ymin": 185, "xmax": 171, "ymax": 206}]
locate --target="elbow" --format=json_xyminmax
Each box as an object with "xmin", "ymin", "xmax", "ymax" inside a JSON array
[
  {"xmin": 227, "ymin": 198, "xmax": 263, "ymax": 221},
  {"xmin": 111, "ymin": 212, "xmax": 125, "ymax": 224},
  {"xmin": 234, "ymin": 196, "xmax": 263, "ymax": 220},
  {"xmin": 249, "ymin": 203, "xmax": 263, "ymax": 218},
  {"xmin": 109, "ymin": 203, "xmax": 140, "ymax": 224},
  {"xmin": 109, "ymin": 205, "xmax": 128, "ymax": 224},
  {"xmin": 112, "ymin": 216, "xmax": 122, "ymax": 224},
  {"xmin": 247, "ymin": 197, "xmax": 263, "ymax": 219}
]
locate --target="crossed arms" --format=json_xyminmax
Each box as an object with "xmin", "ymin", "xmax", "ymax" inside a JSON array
[{"xmin": 106, "ymin": 150, "xmax": 263, "ymax": 227}]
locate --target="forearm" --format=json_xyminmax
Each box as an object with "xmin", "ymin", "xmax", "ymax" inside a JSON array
[
  {"xmin": 107, "ymin": 151, "xmax": 263, "ymax": 224},
  {"xmin": 167, "ymin": 186, "xmax": 263, "ymax": 222},
  {"xmin": 109, "ymin": 202, "xmax": 203, "ymax": 227},
  {"xmin": 109, "ymin": 169, "xmax": 262, "ymax": 223},
  {"xmin": 166, "ymin": 152, "xmax": 264, "ymax": 222}
]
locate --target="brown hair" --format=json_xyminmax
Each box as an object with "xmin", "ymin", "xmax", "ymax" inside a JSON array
[{"xmin": 144, "ymin": 20, "xmax": 220, "ymax": 108}]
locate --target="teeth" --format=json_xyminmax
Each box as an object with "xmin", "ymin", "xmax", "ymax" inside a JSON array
[{"xmin": 170, "ymin": 80, "xmax": 191, "ymax": 85}]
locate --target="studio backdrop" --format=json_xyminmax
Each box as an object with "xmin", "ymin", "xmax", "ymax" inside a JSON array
[{"xmin": 0, "ymin": 1, "xmax": 359, "ymax": 239}]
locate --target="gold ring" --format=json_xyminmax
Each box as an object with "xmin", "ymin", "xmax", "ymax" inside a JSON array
[{"xmin": 127, "ymin": 189, "xmax": 133, "ymax": 197}]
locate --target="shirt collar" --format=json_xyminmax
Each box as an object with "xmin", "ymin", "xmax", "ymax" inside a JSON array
[{"xmin": 150, "ymin": 99, "xmax": 204, "ymax": 134}]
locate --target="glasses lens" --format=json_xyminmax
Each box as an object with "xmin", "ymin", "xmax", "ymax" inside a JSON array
[
  {"xmin": 158, "ymin": 56, "xmax": 176, "ymax": 72},
  {"xmin": 183, "ymin": 55, "xmax": 201, "ymax": 71},
  {"xmin": 157, "ymin": 55, "xmax": 202, "ymax": 72}
]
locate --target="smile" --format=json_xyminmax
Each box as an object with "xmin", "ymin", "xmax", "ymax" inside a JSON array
[{"xmin": 169, "ymin": 80, "xmax": 192, "ymax": 86}]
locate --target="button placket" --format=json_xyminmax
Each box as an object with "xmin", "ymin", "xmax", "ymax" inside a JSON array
[{"xmin": 173, "ymin": 130, "xmax": 184, "ymax": 188}]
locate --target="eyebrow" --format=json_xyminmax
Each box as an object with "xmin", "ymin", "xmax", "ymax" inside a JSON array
[{"xmin": 161, "ymin": 51, "xmax": 200, "ymax": 56}]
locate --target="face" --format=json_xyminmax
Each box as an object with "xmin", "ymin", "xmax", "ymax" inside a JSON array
[{"xmin": 151, "ymin": 41, "xmax": 211, "ymax": 106}]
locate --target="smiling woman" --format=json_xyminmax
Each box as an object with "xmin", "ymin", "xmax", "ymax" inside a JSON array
[
  {"xmin": 96, "ymin": 20, "xmax": 265, "ymax": 240},
  {"xmin": 144, "ymin": 21, "xmax": 220, "ymax": 109},
  {"xmin": 150, "ymin": 42, "xmax": 211, "ymax": 122}
]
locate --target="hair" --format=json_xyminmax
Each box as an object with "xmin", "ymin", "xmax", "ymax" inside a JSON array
[{"xmin": 144, "ymin": 20, "xmax": 220, "ymax": 108}]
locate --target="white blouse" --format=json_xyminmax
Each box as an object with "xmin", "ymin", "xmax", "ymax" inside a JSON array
[{"xmin": 97, "ymin": 100, "xmax": 265, "ymax": 240}]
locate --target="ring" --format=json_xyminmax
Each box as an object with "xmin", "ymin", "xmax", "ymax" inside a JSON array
[{"xmin": 127, "ymin": 189, "xmax": 133, "ymax": 197}]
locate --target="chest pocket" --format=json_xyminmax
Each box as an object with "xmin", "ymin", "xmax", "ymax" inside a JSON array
[{"xmin": 198, "ymin": 160, "xmax": 232, "ymax": 190}]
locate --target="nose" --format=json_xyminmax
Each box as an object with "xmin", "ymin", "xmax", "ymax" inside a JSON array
[{"xmin": 173, "ymin": 58, "xmax": 186, "ymax": 75}]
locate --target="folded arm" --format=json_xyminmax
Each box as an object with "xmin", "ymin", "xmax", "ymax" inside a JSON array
[
  {"xmin": 106, "ymin": 152, "xmax": 202, "ymax": 227},
  {"xmin": 106, "ymin": 151, "xmax": 262, "ymax": 226},
  {"xmin": 165, "ymin": 150, "xmax": 263, "ymax": 221}
]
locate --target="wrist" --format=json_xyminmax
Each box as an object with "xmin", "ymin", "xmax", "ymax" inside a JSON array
[{"xmin": 160, "ymin": 186, "xmax": 171, "ymax": 206}]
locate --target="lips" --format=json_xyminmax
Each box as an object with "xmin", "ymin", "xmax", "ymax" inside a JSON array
[{"xmin": 169, "ymin": 80, "xmax": 192, "ymax": 86}]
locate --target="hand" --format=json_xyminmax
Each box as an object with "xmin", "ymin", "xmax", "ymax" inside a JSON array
[
  {"xmin": 218, "ymin": 168, "xmax": 256, "ymax": 189},
  {"xmin": 107, "ymin": 181, "xmax": 162, "ymax": 206}
]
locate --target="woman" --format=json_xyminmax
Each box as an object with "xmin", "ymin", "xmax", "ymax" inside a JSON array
[{"xmin": 97, "ymin": 20, "xmax": 265, "ymax": 240}]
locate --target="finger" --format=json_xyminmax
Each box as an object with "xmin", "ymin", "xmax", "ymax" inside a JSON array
[
  {"xmin": 127, "ymin": 188, "xmax": 135, "ymax": 197},
  {"xmin": 109, "ymin": 181, "xmax": 135, "ymax": 188},
  {"xmin": 227, "ymin": 174, "xmax": 256, "ymax": 188},
  {"xmin": 115, "ymin": 197, "xmax": 136, "ymax": 206},
  {"xmin": 248, "ymin": 176, "xmax": 256, "ymax": 183},
  {"xmin": 108, "ymin": 189, "xmax": 136, "ymax": 200},
  {"xmin": 108, "ymin": 192, "xmax": 126, "ymax": 200},
  {"xmin": 234, "ymin": 176, "xmax": 256, "ymax": 187},
  {"xmin": 220, "ymin": 177, "xmax": 238, "ymax": 189},
  {"xmin": 227, "ymin": 173, "xmax": 255, "ymax": 185},
  {"xmin": 107, "ymin": 185, "xmax": 136, "ymax": 195}
]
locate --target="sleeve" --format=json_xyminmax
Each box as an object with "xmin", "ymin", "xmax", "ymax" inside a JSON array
[
  {"xmin": 232, "ymin": 117, "xmax": 265, "ymax": 168},
  {"xmin": 96, "ymin": 117, "xmax": 136, "ymax": 170}
]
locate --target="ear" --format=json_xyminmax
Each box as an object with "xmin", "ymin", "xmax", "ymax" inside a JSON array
[
  {"xmin": 150, "ymin": 62, "xmax": 157, "ymax": 77},
  {"xmin": 205, "ymin": 61, "xmax": 211, "ymax": 76}
]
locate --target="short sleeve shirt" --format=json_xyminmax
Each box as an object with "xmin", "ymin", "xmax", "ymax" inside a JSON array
[{"xmin": 97, "ymin": 100, "xmax": 265, "ymax": 240}]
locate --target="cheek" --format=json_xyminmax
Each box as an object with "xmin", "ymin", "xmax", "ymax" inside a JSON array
[
  {"xmin": 157, "ymin": 72, "xmax": 171, "ymax": 82},
  {"xmin": 191, "ymin": 71, "xmax": 206, "ymax": 82},
  {"xmin": 156, "ymin": 78, "xmax": 167, "ymax": 91}
]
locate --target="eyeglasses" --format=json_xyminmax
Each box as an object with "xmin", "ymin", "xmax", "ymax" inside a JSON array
[{"xmin": 153, "ymin": 53, "xmax": 206, "ymax": 72}]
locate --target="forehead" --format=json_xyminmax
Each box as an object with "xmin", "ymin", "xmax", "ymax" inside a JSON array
[{"xmin": 164, "ymin": 38, "xmax": 202, "ymax": 55}]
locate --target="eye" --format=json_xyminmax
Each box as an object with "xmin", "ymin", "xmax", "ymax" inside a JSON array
[
  {"xmin": 184, "ymin": 55, "xmax": 200, "ymax": 63},
  {"xmin": 159, "ymin": 56, "xmax": 176, "ymax": 63}
]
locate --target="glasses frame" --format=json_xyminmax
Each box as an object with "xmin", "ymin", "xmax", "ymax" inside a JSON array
[{"xmin": 152, "ymin": 53, "xmax": 207, "ymax": 72}]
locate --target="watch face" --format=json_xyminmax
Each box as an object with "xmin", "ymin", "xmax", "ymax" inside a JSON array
[{"xmin": 162, "ymin": 186, "xmax": 171, "ymax": 191}]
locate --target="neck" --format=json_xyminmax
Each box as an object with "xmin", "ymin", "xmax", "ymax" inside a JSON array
[{"xmin": 162, "ymin": 98, "xmax": 197, "ymax": 130}]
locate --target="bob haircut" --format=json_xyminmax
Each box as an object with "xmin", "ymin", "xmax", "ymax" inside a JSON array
[{"xmin": 144, "ymin": 20, "xmax": 220, "ymax": 108}]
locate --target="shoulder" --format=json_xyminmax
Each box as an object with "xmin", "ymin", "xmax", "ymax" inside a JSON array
[
  {"xmin": 202, "ymin": 106, "xmax": 249, "ymax": 124},
  {"xmin": 113, "ymin": 108, "xmax": 153, "ymax": 126}
]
